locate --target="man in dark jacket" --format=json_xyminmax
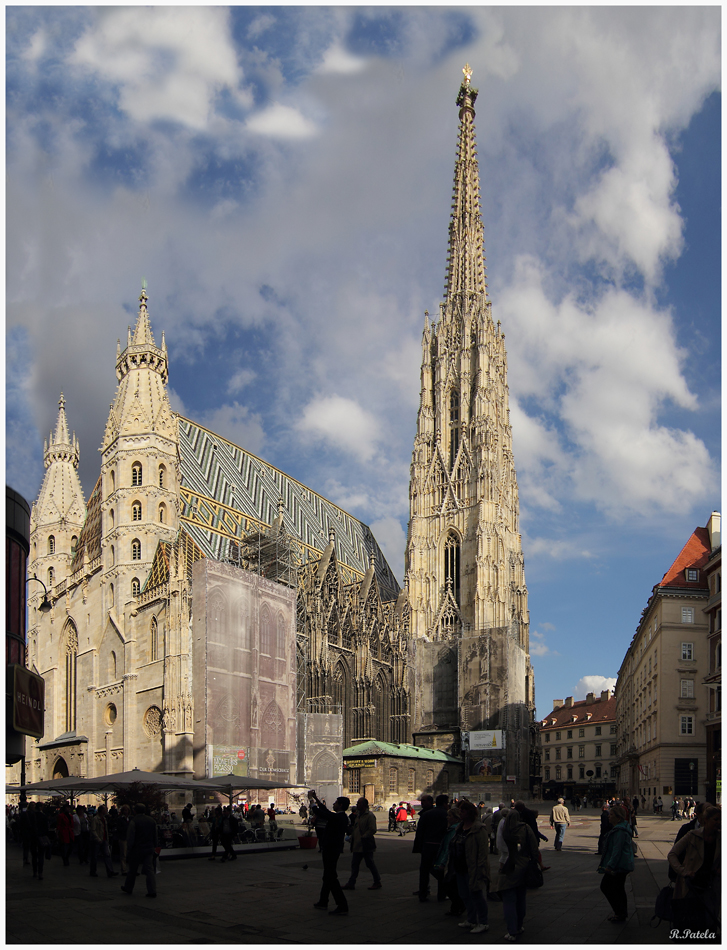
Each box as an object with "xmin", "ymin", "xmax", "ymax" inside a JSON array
[
  {"xmin": 597, "ymin": 803, "xmax": 610, "ymax": 854},
  {"xmin": 309, "ymin": 790, "xmax": 350, "ymax": 915},
  {"xmin": 121, "ymin": 804, "xmax": 159, "ymax": 898},
  {"xmin": 668, "ymin": 801, "xmax": 706, "ymax": 882},
  {"xmin": 412, "ymin": 794, "xmax": 448, "ymax": 902}
]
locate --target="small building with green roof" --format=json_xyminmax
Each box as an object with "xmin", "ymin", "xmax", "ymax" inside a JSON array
[{"xmin": 342, "ymin": 740, "xmax": 463, "ymax": 807}]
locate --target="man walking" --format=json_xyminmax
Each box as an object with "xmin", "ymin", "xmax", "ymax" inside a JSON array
[
  {"xmin": 549, "ymin": 798, "xmax": 571, "ymax": 851},
  {"xmin": 342, "ymin": 797, "xmax": 382, "ymax": 891},
  {"xmin": 89, "ymin": 804, "xmax": 118, "ymax": 878},
  {"xmin": 310, "ymin": 790, "xmax": 350, "ymax": 915},
  {"xmin": 121, "ymin": 804, "xmax": 158, "ymax": 898},
  {"xmin": 412, "ymin": 794, "xmax": 448, "ymax": 902}
]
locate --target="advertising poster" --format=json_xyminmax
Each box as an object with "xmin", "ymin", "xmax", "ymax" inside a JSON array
[
  {"xmin": 469, "ymin": 751, "xmax": 505, "ymax": 782},
  {"xmin": 210, "ymin": 745, "xmax": 249, "ymax": 777}
]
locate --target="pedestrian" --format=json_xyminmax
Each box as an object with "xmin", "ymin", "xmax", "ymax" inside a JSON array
[
  {"xmin": 208, "ymin": 805, "xmax": 222, "ymax": 860},
  {"xmin": 219, "ymin": 805, "xmax": 238, "ymax": 861},
  {"xmin": 448, "ymin": 799, "xmax": 490, "ymax": 934},
  {"xmin": 310, "ymin": 790, "xmax": 350, "ymax": 915},
  {"xmin": 513, "ymin": 801, "xmax": 549, "ymax": 871},
  {"xmin": 342, "ymin": 797, "xmax": 381, "ymax": 891},
  {"xmin": 120, "ymin": 804, "xmax": 159, "ymax": 898},
  {"xmin": 657, "ymin": 796, "xmax": 663, "ymax": 814},
  {"xmin": 299, "ymin": 802, "xmax": 308, "ymax": 824},
  {"xmin": 89, "ymin": 804, "xmax": 118, "ymax": 878},
  {"xmin": 497, "ymin": 807, "xmax": 539, "ymax": 941},
  {"xmin": 668, "ymin": 805, "xmax": 720, "ymax": 932},
  {"xmin": 26, "ymin": 802, "xmax": 50, "ymax": 881},
  {"xmin": 549, "ymin": 798, "xmax": 571, "ymax": 851},
  {"xmin": 388, "ymin": 803, "xmax": 397, "ymax": 833},
  {"xmin": 597, "ymin": 803, "xmax": 610, "ymax": 855},
  {"xmin": 395, "ymin": 802, "xmax": 409, "ymax": 836},
  {"xmin": 56, "ymin": 803, "xmax": 75, "ymax": 866},
  {"xmin": 411, "ymin": 793, "xmax": 448, "ymax": 902},
  {"xmin": 434, "ymin": 806, "xmax": 468, "ymax": 918},
  {"xmin": 490, "ymin": 803, "xmax": 508, "ymax": 856},
  {"xmin": 597, "ymin": 804, "xmax": 635, "ymax": 922},
  {"xmin": 181, "ymin": 802, "xmax": 194, "ymax": 845},
  {"xmin": 76, "ymin": 805, "xmax": 90, "ymax": 864},
  {"xmin": 668, "ymin": 802, "xmax": 707, "ymax": 883},
  {"xmin": 671, "ymin": 799, "xmax": 679, "ymax": 821}
]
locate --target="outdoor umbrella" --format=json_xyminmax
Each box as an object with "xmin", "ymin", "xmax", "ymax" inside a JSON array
[{"xmin": 198, "ymin": 774, "xmax": 306, "ymax": 806}]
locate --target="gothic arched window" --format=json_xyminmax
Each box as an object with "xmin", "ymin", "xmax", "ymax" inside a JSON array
[
  {"xmin": 110, "ymin": 545, "xmax": 115, "ymax": 566},
  {"xmin": 109, "ymin": 583, "xmax": 115, "ymax": 607},
  {"xmin": 444, "ymin": 531, "xmax": 460, "ymax": 605},
  {"xmin": 132, "ymin": 501, "xmax": 142, "ymax": 521},
  {"xmin": 132, "ymin": 463, "xmax": 143, "ymax": 487},
  {"xmin": 131, "ymin": 539, "xmax": 141, "ymax": 561},
  {"xmin": 150, "ymin": 616, "xmax": 159, "ymax": 661},
  {"xmin": 109, "ymin": 650, "xmax": 117, "ymax": 681},
  {"xmin": 210, "ymin": 592, "xmax": 225, "ymax": 639},
  {"xmin": 131, "ymin": 577, "xmax": 140, "ymax": 598},
  {"xmin": 48, "ymin": 536, "xmax": 55, "ymax": 555},
  {"xmin": 276, "ymin": 612, "xmax": 286, "ymax": 658},
  {"xmin": 260, "ymin": 606, "xmax": 272, "ymax": 655},
  {"xmin": 158, "ymin": 464, "xmax": 166, "ymax": 489},
  {"xmin": 158, "ymin": 503, "xmax": 166, "ymax": 524},
  {"xmin": 48, "ymin": 567, "xmax": 55, "ymax": 587},
  {"xmin": 62, "ymin": 620, "xmax": 78, "ymax": 733},
  {"xmin": 449, "ymin": 389, "xmax": 460, "ymax": 470},
  {"xmin": 261, "ymin": 700, "xmax": 285, "ymax": 749}
]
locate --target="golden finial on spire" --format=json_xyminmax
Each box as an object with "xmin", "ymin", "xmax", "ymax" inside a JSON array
[{"xmin": 463, "ymin": 63, "xmax": 472, "ymax": 85}]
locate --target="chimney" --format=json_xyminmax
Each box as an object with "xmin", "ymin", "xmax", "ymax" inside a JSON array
[
  {"xmin": 601, "ymin": 690, "xmax": 611, "ymax": 702},
  {"xmin": 564, "ymin": 696, "xmax": 574, "ymax": 708},
  {"xmin": 586, "ymin": 692, "xmax": 595, "ymax": 705},
  {"xmin": 708, "ymin": 511, "xmax": 721, "ymax": 551},
  {"xmin": 552, "ymin": 699, "xmax": 563, "ymax": 710}
]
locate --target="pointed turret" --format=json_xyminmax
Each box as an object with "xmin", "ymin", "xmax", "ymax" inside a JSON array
[
  {"xmin": 30, "ymin": 394, "xmax": 86, "ymax": 592},
  {"xmin": 444, "ymin": 64, "xmax": 487, "ymax": 302}
]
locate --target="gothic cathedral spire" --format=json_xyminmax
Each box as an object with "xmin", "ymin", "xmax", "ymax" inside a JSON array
[{"xmin": 406, "ymin": 68, "xmax": 533, "ymax": 779}]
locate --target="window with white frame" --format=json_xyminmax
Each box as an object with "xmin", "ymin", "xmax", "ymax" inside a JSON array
[
  {"xmin": 679, "ymin": 716, "xmax": 694, "ymax": 736},
  {"xmin": 681, "ymin": 642, "xmax": 694, "ymax": 661},
  {"xmin": 680, "ymin": 679, "xmax": 694, "ymax": 698},
  {"xmin": 544, "ymin": 768, "xmax": 550, "ymax": 781},
  {"xmin": 555, "ymin": 766, "xmax": 561, "ymax": 780},
  {"xmin": 682, "ymin": 607, "xmax": 695, "ymax": 624},
  {"xmin": 544, "ymin": 749, "xmax": 550, "ymax": 761},
  {"xmin": 686, "ymin": 569, "xmax": 699, "ymax": 582},
  {"xmin": 579, "ymin": 746, "xmax": 585, "ymax": 758},
  {"xmin": 595, "ymin": 744, "xmax": 602, "ymax": 757}
]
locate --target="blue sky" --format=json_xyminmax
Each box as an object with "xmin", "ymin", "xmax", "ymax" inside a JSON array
[{"xmin": 6, "ymin": 7, "xmax": 720, "ymax": 718}]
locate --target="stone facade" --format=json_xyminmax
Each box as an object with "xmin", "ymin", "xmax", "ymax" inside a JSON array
[
  {"xmin": 342, "ymin": 740, "xmax": 463, "ymax": 808},
  {"xmin": 405, "ymin": 67, "xmax": 533, "ymax": 796},
  {"xmin": 615, "ymin": 515, "xmax": 719, "ymax": 802}
]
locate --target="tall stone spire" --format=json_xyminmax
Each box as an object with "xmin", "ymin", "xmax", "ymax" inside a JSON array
[
  {"xmin": 405, "ymin": 67, "xmax": 533, "ymax": 793},
  {"xmin": 45, "ymin": 393, "xmax": 80, "ymax": 469},
  {"xmin": 444, "ymin": 64, "xmax": 488, "ymax": 301}
]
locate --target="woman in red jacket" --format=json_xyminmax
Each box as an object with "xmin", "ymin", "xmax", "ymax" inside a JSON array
[{"xmin": 56, "ymin": 803, "xmax": 75, "ymax": 866}]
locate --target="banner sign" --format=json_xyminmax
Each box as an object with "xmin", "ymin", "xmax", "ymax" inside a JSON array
[
  {"xmin": 469, "ymin": 750, "xmax": 505, "ymax": 781},
  {"xmin": 12, "ymin": 665, "xmax": 45, "ymax": 738},
  {"xmin": 210, "ymin": 745, "xmax": 249, "ymax": 777},
  {"xmin": 469, "ymin": 730, "xmax": 504, "ymax": 750}
]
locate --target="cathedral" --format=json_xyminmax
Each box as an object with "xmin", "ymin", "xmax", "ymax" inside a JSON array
[{"xmin": 19, "ymin": 66, "xmax": 534, "ymax": 800}]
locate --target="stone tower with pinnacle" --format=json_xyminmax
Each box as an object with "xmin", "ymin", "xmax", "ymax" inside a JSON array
[
  {"xmin": 29, "ymin": 394, "xmax": 87, "ymax": 597},
  {"xmin": 406, "ymin": 67, "xmax": 534, "ymax": 791}
]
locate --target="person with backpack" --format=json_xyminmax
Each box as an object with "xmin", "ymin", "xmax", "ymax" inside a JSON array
[{"xmin": 597, "ymin": 804, "xmax": 635, "ymax": 923}]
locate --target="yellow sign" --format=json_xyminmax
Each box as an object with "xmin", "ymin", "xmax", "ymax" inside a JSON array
[{"xmin": 345, "ymin": 759, "xmax": 377, "ymax": 769}]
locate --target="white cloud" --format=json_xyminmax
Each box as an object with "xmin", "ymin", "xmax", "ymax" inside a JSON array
[
  {"xmin": 298, "ymin": 395, "xmax": 380, "ymax": 463},
  {"xmin": 369, "ymin": 516, "xmax": 407, "ymax": 583},
  {"xmin": 169, "ymin": 390, "xmax": 265, "ymax": 457},
  {"xmin": 574, "ymin": 676, "xmax": 617, "ymax": 700},
  {"xmin": 530, "ymin": 626, "xmax": 560, "ymax": 658},
  {"xmin": 70, "ymin": 7, "xmax": 249, "ymax": 129},
  {"xmin": 525, "ymin": 537, "xmax": 596, "ymax": 562},
  {"xmin": 316, "ymin": 42, "xmax": 367, "ymax": 75},
  {"xmin": 245, "ymin": 103, "xmax": 318, "ymax": 139},
  {"xmin": 226, "ymin": 369, "xmax": 256, "ymax": 396}
]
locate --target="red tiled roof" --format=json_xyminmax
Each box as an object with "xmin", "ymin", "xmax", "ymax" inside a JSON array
[
  {"xmin": 540, "ymin": 695, "xmax": 616, "ymax": 728},
  {"xmin": 659, "ymin": 526, "xmax": 711, "ymax": 590}
]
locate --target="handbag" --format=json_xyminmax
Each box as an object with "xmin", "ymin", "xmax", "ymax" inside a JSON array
[
  {"xmin": 524, "ymin": 859, "xmax": 544, "ymax": 889},
  {"xmin": 650, "ymin": 884, "xmax": 674, "ymax": 926}
]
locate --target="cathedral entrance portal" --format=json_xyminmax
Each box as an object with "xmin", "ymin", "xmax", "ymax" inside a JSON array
[{"xmin": 52, "ymin": 756, "xmax": 69, "ymax": 779}]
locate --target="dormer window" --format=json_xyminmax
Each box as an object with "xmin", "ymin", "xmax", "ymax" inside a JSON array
[{"xmin": 686, "ymin": 568, "xmax": 699, "ymax": 582}]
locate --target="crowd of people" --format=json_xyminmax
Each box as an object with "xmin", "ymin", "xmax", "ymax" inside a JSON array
[{"xmin": 8, "ymin": 790, "xmax": 720, "ymax": 938}]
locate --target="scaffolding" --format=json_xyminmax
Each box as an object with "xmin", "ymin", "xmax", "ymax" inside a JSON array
[{"xmin": 226, "ymin": 518, "xmax": 300, "ymax": 590}]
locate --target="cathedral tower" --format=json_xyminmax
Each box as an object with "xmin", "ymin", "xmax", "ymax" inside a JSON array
[
  {"xmin": 406, "ymin": 66, "xmax": 533, "ymax": 791},
  {"xmin": 29, "ymin": 395, "xmax": 86, "ymax": 597}
]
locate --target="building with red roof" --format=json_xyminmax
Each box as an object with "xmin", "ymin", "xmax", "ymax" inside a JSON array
[
  {"xmin": 614, "ymin": 513, "xmax": 719, "ymax": 804},
  {"xmin": 538, "ymin": 691, "xmax": 617, "ymax": 801}
]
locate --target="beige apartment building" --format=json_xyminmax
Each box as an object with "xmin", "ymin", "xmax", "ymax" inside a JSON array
[
  {"xmin": 615, "ymin": 514, "xmax": 720, "ymax": 803},
  {"xmin": 702, "ymin": 522, "xmax": 721, "ymax": 804},
  {"xmin": 539, "ymin": 691, "xmax": 617, "ymax": 802}
]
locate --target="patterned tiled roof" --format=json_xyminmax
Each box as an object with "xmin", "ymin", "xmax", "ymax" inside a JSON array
[
  {"xmin": 71, "ymin": 476, "xmax": 102, "ymax": 569},
  {"xmin": 343, "ymin": 740, "xmax": 461, "ymax": 763},
  {"xmin": 540, "ymin": 695, "xmax": 616, "ymax": 728},
  {"xmin": 177, "ymin": 417, "xmax": 400, "ymax": 600},
  {"xmin": 659, "ymin": 526, "xmax": 711, "ymax": 590}
]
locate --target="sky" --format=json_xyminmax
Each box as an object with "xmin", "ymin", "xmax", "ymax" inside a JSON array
[{"xmin": 6, "ymin": 6, "xmax": 721, "ymax": 720}]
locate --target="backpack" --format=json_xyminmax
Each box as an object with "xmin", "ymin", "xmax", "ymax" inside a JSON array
[{"xmin": 651, "ymin": 884, "xmax": 674, "ymax": 927}]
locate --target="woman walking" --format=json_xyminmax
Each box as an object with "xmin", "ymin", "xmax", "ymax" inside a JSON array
[
  {"xmin": 497, "ymin": 808, "xmax": 539, "ymax": 941},
  {"xmin": 668, "ymin": 805, "xmax": 721, "ymax": 933},
  {"xmin": 597, "ymin": 804, "xmax": 635, "ymax": 922},
  {"xmin": 448, "ymin": 800, "xmax": 490, "ymax": 934}
]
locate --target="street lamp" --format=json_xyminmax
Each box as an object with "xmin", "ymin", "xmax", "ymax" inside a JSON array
[
  {"xmin": 689, "ymin": 761, "xmax": 695, "ymax": 796},
  {"xmin": 27, "ymin": 575, "xmax": 52, "ymax": 613}
]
